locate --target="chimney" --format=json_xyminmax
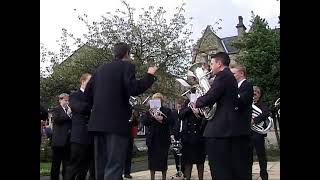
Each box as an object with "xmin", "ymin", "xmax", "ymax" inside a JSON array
[{"xmin": 236, "ymin": 16, "xmax": 246, "ymax": 37}]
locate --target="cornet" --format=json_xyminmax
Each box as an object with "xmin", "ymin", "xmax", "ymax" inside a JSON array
[
  {"xmin": 66, "ymin": 104, "xmax": 72, "ymax": 118},
  {"xmin": 149, "ymin": 108, "xmax": 167, "ymax": 118}
]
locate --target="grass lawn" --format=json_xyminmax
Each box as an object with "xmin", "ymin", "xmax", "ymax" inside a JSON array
[{"xmin": 40, "ymin": 162, "xmax": 52, "ymax": 176}]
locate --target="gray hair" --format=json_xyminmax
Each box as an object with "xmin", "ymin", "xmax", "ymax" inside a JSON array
[
  {"xmin": 58, "ymin": 93, "xmax": 69, "ymax": 99},
  {"xmin": 253, "ymin": 86, "xmax": 261, "ymax": 94}
]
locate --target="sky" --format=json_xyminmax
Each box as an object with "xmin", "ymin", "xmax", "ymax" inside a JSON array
[{"xmin": 40, "ymin": 0, "xmax": 280, "ymax": 58}]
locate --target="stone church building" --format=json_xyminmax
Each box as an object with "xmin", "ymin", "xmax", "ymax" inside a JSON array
[{"xmin": 192, "ymin": 16, "xmax": 247, "ymax": 65}]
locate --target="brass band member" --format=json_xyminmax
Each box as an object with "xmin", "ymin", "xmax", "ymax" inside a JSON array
[
  {"xmin": 170, "ymin": 98, "xmax": 185, "ymax": 177},
  {"xmin": 50, "ymin": 93, "xmax": 72, "ymax": 180},
  {"xmin": 194, "ymin": 52, "xmax": 250, "ymax": 180},
  {"xmin": 65, "ymin": 73, "xmax": 94, "ymax": 180},
  {"xmin": 84, "ymin": 42, "xmax": 157, "ymax": 180},
  {"xmin": 141, "ymin": 93, "xmax": 173, "ymax": 180},
  {"xmin": 123, "ymin": 109, "xmax": 139, "ymax": 179},
  {"xmin": 179, "ymin": 99, "xmax": 207, "ymax": 180},
  {"xmin": 249, "ymin": 86, "xmax": 269, "ymax": 180},
  {"xmin": 231, "ymin": 64, "xmax": 254, "ymax": 180}
]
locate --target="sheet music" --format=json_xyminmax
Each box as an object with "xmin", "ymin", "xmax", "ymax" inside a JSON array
[
  {"xmin": 149, "ymin": 99, "xmax": 161, "ymax": 109},
  {"xmin": 176, "ymin": 78, "xmax": 191, "ymax": 88},
  {"xmin": 190, "ymin": 93, "xmax": 198, "ymax": 103}
]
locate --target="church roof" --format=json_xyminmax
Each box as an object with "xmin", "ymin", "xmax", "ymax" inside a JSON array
[{"xmin": 220, "ymin": 36, "xmax": 239, "ymax": 54}]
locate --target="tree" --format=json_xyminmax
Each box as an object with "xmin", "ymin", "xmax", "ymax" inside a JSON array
[
  {"xmin": 233, "ymin": 13, "xmax": 280, "ymax": 108},
  {"xmin": 40, "ymin": 45, "xmax": 113, "ymax": 107},
  {"xmin": 40, "ymin": 1, "xmax": 194, "ymax": 107}
]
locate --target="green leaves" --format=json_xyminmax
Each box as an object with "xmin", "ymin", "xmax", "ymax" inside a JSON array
[
  {"xmin": 40, "ymin": 1, "xmax": 193, "ymax": 107},
  {"xmin": 233, "ymin": 15, "xmax": 280, "ymax": 108}
]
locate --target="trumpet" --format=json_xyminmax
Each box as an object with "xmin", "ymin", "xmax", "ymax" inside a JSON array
[
  {"xmin": 149, "ymin": 108, "xmax": 167, "ymax": 118},
  {"xmin": 66, "ymin": 104, "xmax": 72, "ymax": 118}
]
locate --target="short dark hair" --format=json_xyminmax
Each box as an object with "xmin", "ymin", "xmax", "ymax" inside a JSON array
[
  {"xmin": 211, "ymin": 52, "xmax": 230, "ymax": 66},
  {"xmin": 113, "ymin": 42, "xmax": 130, "ymax": 59},
  {"xmin": 175, "ymin": 98, "xmax": 184, "ymax": 105}
]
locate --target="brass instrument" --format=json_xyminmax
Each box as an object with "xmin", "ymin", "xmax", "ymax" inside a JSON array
[
  {"xmin": 149, "ymin": 108, "xmax": 167, "ymax": 118},
  {"xmin": 176, "ymin": 62, "xmax": 217, "ymax": 120},
  {"xmin": 274, "ymin": 98, "xmax": 280, "ymax": 117},
  {"xmin": 129, "ymin": 96, "xmax": 150, "ymax": 122},
  {"xmin": 187, "ymin": 101, "xmax": 201, "ymax": 119},
  {"xmin": 66, "ymin": 104, "xmax": 72, "ymax": 118},
  {"xmin": 251, "ymin": 104, "xmax": 273, "ymax": 134}
]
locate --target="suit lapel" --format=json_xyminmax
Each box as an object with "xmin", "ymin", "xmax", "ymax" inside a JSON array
[{"xmin": 239, "ymin": 79, "xmax": 247, "ymax": 90}]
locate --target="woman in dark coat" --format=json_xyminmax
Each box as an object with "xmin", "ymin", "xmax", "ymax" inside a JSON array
[
  {"xmin": 141, "ymin": 93, "xmax": 173, "ymax": 180},
  {"xmin": 179, "ymin": 99, "xmax": 207, "ymax": 180}
]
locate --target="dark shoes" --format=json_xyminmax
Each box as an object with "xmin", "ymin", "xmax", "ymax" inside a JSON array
[{"xmin": 124, "ymin": 174, "xmax": 133, "ymax": 179}]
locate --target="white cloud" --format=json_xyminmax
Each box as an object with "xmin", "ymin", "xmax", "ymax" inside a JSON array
[{"xmin": 231, "ymin": 0, "xmax": 280, "ymax": 18}]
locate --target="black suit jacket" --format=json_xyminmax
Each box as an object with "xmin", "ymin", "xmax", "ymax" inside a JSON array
[
  {"xmin": 178, "ymin": 104, "xmax": 207, "ymax": 144},
  {"xmin": 51, "ymin": 105, "xmax": 72, "ymax": 147},
  {"xmin": 141, "ymin": 107, "xmax": 173, "ymax": 147},
  {"xmin": 237, "ymin": 80, "xmax": 254, "ymax": 136},
  {"xmin": 170, "ymin": 109, "xmax": 182, "ymax": 140},
  {"xmin": 85, "ymin": 60, "xmax": 156, "ymax": 136},
  {"xmin": 69, "ymin": 89, "xmax": 92, "ymax": 145},
  {"xmin": 195, "ymin": 67, "xmax": 246, "ymax": 137},
  {"xmin": 40, "ymin": 104, "xmax": 48, "ymax": 121}
]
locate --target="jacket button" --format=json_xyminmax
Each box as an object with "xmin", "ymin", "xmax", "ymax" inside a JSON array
[
  {"xmin": 194, "ymin": 131, "xmax": 196, "ymax": 133},
  {"xmin": 194, "ymin": 123, "xmax": 196, "ymax": 126},
  {"xmin": 235, "ymin": 107, "xmax": 239, "ymax": 110}
]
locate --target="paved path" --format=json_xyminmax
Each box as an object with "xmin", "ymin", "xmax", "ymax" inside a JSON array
[
  {"xmin": 130, "ymin": 161, "xmax": 279, "ymax": 180},
  {"xmin": 40, "ymin": 161, "xmax": 279, "ymax": 180}
]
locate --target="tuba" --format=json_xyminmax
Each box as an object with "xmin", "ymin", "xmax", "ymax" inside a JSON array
[
  {"xmin": 251, "ymin": 104, "xmax": 273, "ymax": 134},
  {"xmin": 177, "ymin": 62, "xmax": 217, "ymax": 120}
]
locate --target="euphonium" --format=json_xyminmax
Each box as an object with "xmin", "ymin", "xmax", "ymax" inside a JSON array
[
  {"xmin": 180, "ymin": 62, "xmax": 217, "ymax": 120},
  {"xmin": 251, "ymin": 104, "xmax": 273, "ymax": 134}
]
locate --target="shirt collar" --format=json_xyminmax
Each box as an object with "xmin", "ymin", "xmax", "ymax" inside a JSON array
[{"xmin": 238, "ymin": 79, "xmax": 246, "ymax": 88}]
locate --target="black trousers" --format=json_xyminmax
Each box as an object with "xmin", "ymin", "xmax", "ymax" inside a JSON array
[
  {"xmin": 249, "ymin": 133, "xmax": 268, "ymax": 180},
  {"xmin": 50, "ymin": 145, "xmax": 70, "ymax": 180},
  {"xmin": 206, "ymin": 136, "xmax": 250, "ymax": 180},
  {"xmin": 124, "ymin": 138, "xmax": 134, "ymax": 175},
  {"xmin": 65, "ymin": 143, "xmax": 95, "ymax": 180},
  {"xmin": 94, "ymin": 133, "xmax": 129, "ymax": 180},
  {"xmin": 173, "ymin": 151, "xmax": 184, "ymax": 173}
]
